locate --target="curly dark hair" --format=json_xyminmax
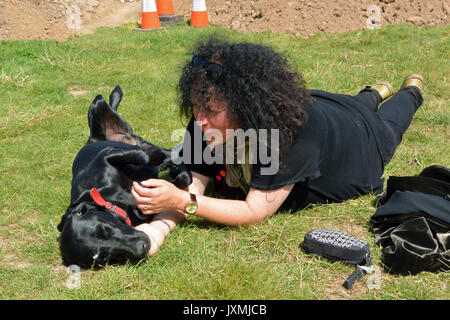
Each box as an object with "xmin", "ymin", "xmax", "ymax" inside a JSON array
[{"xmin": 178, "ymin": 36, "xmax": 312, "ymax": 161}]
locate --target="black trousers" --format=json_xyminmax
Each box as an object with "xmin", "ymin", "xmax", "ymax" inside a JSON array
[
  {"xmin": 279, "ymin": 86, "xmax": 424, "ymax": 211},
  {"xmin": 354, "ymin": 86, "xmax": 424, "ymax": 160}
]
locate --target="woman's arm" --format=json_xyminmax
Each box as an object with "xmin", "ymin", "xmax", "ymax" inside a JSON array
[
  {"xmin": 133, "ymin": 177, "xmax": 294, "ymax": 228},
  {"xmin": 189, "ymin": 185, "xmax": 294, "ymax": 227}
]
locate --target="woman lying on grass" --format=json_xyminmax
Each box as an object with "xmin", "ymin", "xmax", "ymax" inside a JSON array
[{"xmin": 131, "ymin": 36, "xmax": 424, "ymax": 255}]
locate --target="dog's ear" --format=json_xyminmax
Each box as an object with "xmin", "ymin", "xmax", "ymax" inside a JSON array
[
  {"xmin": 88, "ymin": 94, "xmax": 133, "ymax": 142},
  {"xmin": 57, "ymin": 207, "xmax": 74, "ymax": 232},
  {"xmin": 57, "ymin": 213, "xmax": 67, "ymax": 232},
  {"xmin": 109, "ymin": 85, "xmax": 123, "ymax": 111}
]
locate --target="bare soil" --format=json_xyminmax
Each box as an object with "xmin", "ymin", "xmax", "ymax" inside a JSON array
[{"xmin": 0, "ymin": 0, "xmax": 448, "ymax": 41}]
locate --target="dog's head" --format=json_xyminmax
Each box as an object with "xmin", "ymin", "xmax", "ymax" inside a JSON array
[{"xmin": 57, "ymin": 203, "xmax": 150, "ymax": 268}]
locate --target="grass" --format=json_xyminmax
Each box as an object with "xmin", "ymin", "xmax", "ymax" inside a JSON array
[{"xmin": 0, "ymin": 22, "xmax": 449, "ymax": 300}]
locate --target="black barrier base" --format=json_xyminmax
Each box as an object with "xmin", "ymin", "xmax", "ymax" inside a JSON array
[{"xmin": 159, "ymin": 14, "xmax": 184, "ymax": 25}]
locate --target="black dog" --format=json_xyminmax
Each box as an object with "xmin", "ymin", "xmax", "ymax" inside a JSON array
[{"xmin": 57, "ymin": 85, "xmax": 192, "ymax": 268}]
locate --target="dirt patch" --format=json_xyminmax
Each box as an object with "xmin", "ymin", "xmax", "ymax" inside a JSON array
[
  {"xmin": 68, "ymin": 86, "xmax": 89, "ymax": 96},
  {"xmin": 0, "ymin": 0, "xmax": 142, "ymax": 41},
  {"xmin": 0, "ymin": 0, "xmax": 448, "ymax": 41},
  {"xmin": 183, "ymin": 0, "xmax": 450, "ymax": 37}
]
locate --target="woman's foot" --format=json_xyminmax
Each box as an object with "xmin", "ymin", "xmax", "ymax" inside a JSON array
[
  {"xmin": 401, "ymin": 74, "xmax": 424, "ymax": 93},
  {"xmin": 369, "ymin": 81, "xmax": 395, "ymax": 102}
]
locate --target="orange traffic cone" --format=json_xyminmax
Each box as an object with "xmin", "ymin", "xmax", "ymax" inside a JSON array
[
  {"xmin": 157, "ymin": 0, "xmax": 184, "ymax": 25},
  {"xmin": 134, "ymin": 0, "xmax": 163, "ymax": 31},
  {"xmin": 191, "ymin": 0, "xmax": 208, "ymax": 27},
  {"xmin": 157, "ymin": 0, "xmax": 175, "ymax": 15}
]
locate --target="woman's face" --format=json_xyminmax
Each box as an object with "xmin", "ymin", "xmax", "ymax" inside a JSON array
[{"xmin": 192, "ymin": 97, "xmax": 237, "ymax": 148}]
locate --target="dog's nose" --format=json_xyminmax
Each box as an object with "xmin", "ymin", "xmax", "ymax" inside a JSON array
[{"xmin": 136, "ymin": 240, "xmax": 149, "ymax": 257}]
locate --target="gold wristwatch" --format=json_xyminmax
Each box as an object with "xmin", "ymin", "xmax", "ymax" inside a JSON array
[{"xmin": 184, "ymin": 193, "xmax": 198, "ymax": 215}]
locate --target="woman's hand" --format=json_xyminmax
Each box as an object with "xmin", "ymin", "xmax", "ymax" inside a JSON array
[{"xmin": 131, "ymin": 179, "xmax": 189, "ymax": 215}]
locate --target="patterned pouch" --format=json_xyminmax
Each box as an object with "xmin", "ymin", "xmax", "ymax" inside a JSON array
[{"xmin": 302, "ymin": 229, "xmax": 373, "ymax": 290}]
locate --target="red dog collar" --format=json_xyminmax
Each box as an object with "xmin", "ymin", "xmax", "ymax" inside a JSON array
[{"xmin": 90, "ymin": 188, "xmax": 132, "ymax": 226}]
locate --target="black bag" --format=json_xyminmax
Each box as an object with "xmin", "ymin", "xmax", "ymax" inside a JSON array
[
  {"xmin": 370, "ymin": 165, "xmax": 450, "ymax": 275},
  {"xmin": 302, "ymin": 229, "xmax": 373, "ymax": 290}
]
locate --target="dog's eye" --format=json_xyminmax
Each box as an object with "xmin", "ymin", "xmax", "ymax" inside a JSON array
[{"xmin": 75, "ymin": 205, "xmax": 89, "ymax": 216}]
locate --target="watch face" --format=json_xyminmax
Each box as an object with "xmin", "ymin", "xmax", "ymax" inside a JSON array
[{"xmin": 185, "ymin": 202, "xmax": 198, "ymax": 214}]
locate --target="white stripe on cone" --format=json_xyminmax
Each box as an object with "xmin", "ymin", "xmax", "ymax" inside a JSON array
[
  {"xmin": 192, "ymin": 0, "xmax": 207, "ymax": 12},
  {"xmin": 143, "ymin": 0, "xmax": 157, "ymax": 12}
]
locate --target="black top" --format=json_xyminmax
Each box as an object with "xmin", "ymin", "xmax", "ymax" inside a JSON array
[{"xmin": 181, "ymin": 90, "xmax": 390, "ymax": 211}]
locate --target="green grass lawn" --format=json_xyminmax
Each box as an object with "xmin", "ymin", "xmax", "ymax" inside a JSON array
[{"xmin": 0, "ymin": 23, "xmax": 449, "ymax": 300}]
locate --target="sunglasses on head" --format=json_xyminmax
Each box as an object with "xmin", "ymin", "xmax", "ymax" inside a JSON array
[{"xmin": 191, "ymin": 54, "xmax": 226, "ymax": 80}]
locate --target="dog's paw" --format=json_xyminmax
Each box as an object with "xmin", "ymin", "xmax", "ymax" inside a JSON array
[
  {"xmin": 169, "ymin": 164, "xmax": 193, "ymax": 189},
  {"xmin": 158, "ymin": 157, "xmax": 173, "ymax": 171},
  {"xmin": 172, "ymin": 171, "xmax": 193, "ymax": 190}
]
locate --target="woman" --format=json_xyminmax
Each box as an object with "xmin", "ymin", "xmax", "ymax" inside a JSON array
[{"xmin": 131, "ymin": 37, "xmax": 424, "ymax": 255}]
